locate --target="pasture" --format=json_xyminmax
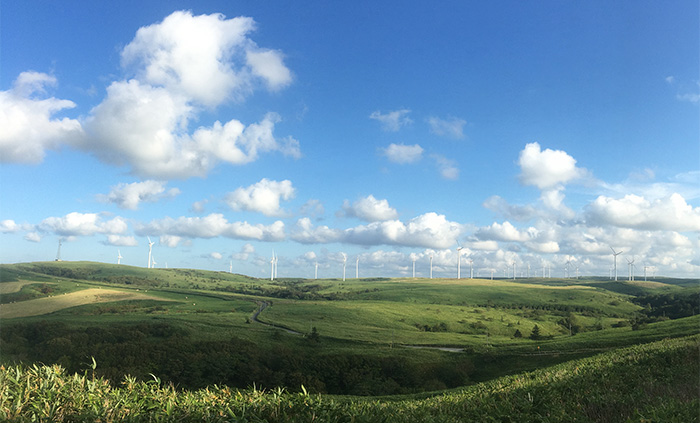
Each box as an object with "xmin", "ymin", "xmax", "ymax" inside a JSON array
[{"xmin": 0, "ymin": 261, "xmax": 698, "ymax": 397}]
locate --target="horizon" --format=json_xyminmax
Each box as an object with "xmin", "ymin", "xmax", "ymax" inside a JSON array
[{"xmin": 1, "ymin": 1, "xmax": 698, "ymax": 279}]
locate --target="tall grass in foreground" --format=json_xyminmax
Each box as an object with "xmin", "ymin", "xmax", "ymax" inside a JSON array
[{"xmin": 1, "ymin": 335, "xmax": 698, "ymax": 422}]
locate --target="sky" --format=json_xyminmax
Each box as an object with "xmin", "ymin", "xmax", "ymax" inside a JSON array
[{"xmin": 1, "ymin": 0, "xmax": 699, "ymax": 279}]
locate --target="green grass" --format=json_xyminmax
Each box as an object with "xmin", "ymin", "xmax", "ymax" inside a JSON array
[
  {"xmin": 1, "ymin": 260, "xmax": 698, "ymax": 398},
  {"xmin": 1, "ymin": 335, "xmax": 697, "ymax": 422}
]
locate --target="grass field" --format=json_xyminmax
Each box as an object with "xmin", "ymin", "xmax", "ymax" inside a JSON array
[{"xmin": 0, "ymin": 260, "xmax": 698, "ymax": 400}]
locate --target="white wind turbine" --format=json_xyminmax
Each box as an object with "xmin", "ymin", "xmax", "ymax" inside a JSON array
[
  {"xmin": 274, "ymin": 254, "xmax": 279, "ymax": 280},
  {"xmin": 147, "ymin": 237, "xmax": 155, "ymax": 269},
  {"xmin": 456, "ymin": 244, "xmax": 463, "ymax": 279},
  {"xmin": 117, "ymin": 250, "xmax": 123, "ymax": 265},
  {"xmin": 270, "ymin": 250, "xmax": 275, "ymax": 281},
  {"xmin": 151, "ymin": 256, "xmax": 157, "ymax": 268},
  {"xmin": 315, "ymin": 262, "xmax": 319, "ymax": 279},
  {"xmin": 469, "ymin": 258, "xmax": 474, "ymax": 279},
  {"xmin": 429, "ymin": 254, "xmax": 433, "ymax": 279},
  {"xmin": 412, "ymin": 256, "xmax": 417, "ymax": 278},
  {"xmin": 610, "ymin": 247, "xmax": 623, "ymax": 281},
  {"xmin": 356, "ymin": 256, "xmax": 360, "ymax": 279},
  {"xmin": 342, "ymin": 253, "xmax": 347, "ymax": 281},
  {"xmin": 626, "ymin": 256, "xmax": 635, "ymax": 281},
  {"xmin": 229, "ymin": 260, "xmax": 233, "ymax": 273},
  {"xmin": 512, "ymin": 260, "xmax": 516, "ymax": 280}
]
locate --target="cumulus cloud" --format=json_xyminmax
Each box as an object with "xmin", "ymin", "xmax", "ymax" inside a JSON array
[
  {"xmin": 349, "ymin": 213, "xmax": 463, "ymax": 249},
  {"xmin": 369, "ymin": 109, "xmax": 412, "ymax": 131},
  {"xmin": 209, "ymin": 252, "xmax": 223, "ymax": 260},
  {"xmin": 585, "ymin": 193, "xmax": 700, "ymax": 232},
  {"xmin": 225, "ymin": 178, "xmax": 295, "ymax": 216},
  {"xmin": 0, "ymin": 72, "xmax": 83, "ymax": 163},
  {"xmin": 341, "ymin": 195, "xmax": 398, "ymax": 222},
  {"xmin": 291, "ymin": 218, "xmax": 343, "ymax": 244},
  {"xmin": 482, "ymin": 196, "xmax": 538, "ymax": 221},
  {"xmin": 233, "ymin": 243, "xmax": 255, "ymax": 261},
  {"xmin": 475, "ymin": 221, "xmax": 532, "ymax": 242},
  {"xmin": 518, "ymin": 142, "xmax": 586, "ymax": 189},
  {"xmin": 431, "ymin": 154, "xmax": 459, "ymax": 180},
  {"xmin": 99, "ymin": 180, "xmax": 180, "ymax": 210},
  {"xmin": 137, "ymin": 213, "xmax": 285, "ymax": 241},
  {"xmin": 24, "ymin": 232, "xmax": 42, "ymax": 243},
  {"xmin": 159, "ymin": 235, "xmax": 182, "ymax": 247},
  {"xmin": 105, "ymin": 235, "xmax": 138, "ymax": 246},
  {"xmin": 4, "ymin": 11, "xmax": 299, "ymax": 178},
  {"xmin": 38, "ymin": 212, "xmax": 128, "ymax": 237},
  {"xmin": 382, "ymin": 143, "xmax": 423, "ymax": 164},
  {"xmin": 0, "ymin": 219, "xmax": 21, "ymax": 233},
  {"xmin": 426, "ymin": 116, "xmax": 466, "ymax": 139}
]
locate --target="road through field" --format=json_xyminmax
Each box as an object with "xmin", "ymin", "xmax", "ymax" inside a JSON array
[{"xmin": 0, "ymin": 288, "xmax": 172, "ymax": 319}]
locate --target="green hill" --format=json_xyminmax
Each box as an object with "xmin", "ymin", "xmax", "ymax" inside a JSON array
[{"xmin": 2, "ymin": 335, "xmax": 697, "ymax": 422}]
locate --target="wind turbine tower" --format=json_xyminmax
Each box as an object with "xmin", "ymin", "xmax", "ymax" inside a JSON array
[
  {"xmin": 429, "ymin": 255, "xmax": 433, "ymax": 279},
  {"xmin": 151, "ymin": 256, "xmax": 157, "ymax": 268},
  {"xmin": 55, "ymin": 240, "xmax": 62, "ymax": 262},
  {"xmin": 456, "ymin": 244, "xmax": 463, "ymax": 279},
  {"xmin": 147, "ymin": 237, "xmax": 154, "ymax": 268},
  {"xmin": 469, "ymin": 259, "xmax": 474, "ymax": 279},
  {"xmin": 626, "ymin": 257, "xmax": 635, "ymax": 281},
  {"xmin": 315, "ymin": 262, "xmax": 318, "ymax": 279},
  {"xmin": 117, "ymin": 250, "xmax": 122, "ymax": 265},
  {"xmin": 610, "ymin": 247, "xmax": 623, "ymax": 281},
  {"xmin": 342, "ymin": 253, "xmax": 347, "ymax": 281},
  {"xmin": 412, "ymin": 256, "xmax": 416, "ymax": 278},
  {"xmin": 270, "ymin": 251, "xmax": 275, "ymax": 281},
  {"xmin": 512, "ymin": 261, "xmax": 516, "ymax": 280},
  {"xmin": 356, "ymin": 256, "xmax": 360, "ymax": 279}
]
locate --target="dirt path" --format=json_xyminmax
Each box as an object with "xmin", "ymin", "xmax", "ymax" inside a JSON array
[
  {"xmin": 0, "ymin": 288, "xmax": 172, "ymax": 319},
  {"xmin": 250, "ymin": 301, "xmax": 303, "ymax": 335}
]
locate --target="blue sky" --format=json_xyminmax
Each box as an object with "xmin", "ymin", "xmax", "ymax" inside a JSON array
[{"xmin": 1, "ymin": 1, "xmax": 698, "ymax": 279}]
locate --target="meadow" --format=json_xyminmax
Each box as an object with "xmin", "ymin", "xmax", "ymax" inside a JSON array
[{"xmin": 0, "ymin": 261, "xmax": 698, "ymax": 418}]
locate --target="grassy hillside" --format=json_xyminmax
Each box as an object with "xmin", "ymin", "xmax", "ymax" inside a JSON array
[
  {"xmin": 1, "ymin": 335, "xmax": 697, "ymax": 422},
  {"xmin": 1, "ymin": 261, "xmax": 698, "ymax": 396}
]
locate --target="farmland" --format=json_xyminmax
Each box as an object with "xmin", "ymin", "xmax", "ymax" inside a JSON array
[{"xmin": 0, "ymin": 261, "xmax": 698, "ymax": 418}]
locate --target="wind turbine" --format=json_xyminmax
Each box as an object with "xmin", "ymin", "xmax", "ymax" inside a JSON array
[
  {"xmin": 151, "ymin": 256, "xmax": 157, "ymax": 268},
  {"xmin": 117, "ymin": 250, "xmax": 122, "ymax": 265},
  {"xmin": 429, "ymin": 255, "xmax": 433, "ymax": 279},
  {"xmin": 342, "ymin": 253, "xmax": 347, "ymax": 281},
  {"xmin": 147, "ymin": 237, "xmax": 154, "ymax": 269},
  {"xmin": 229, "ymin": 260, "xmax": 232, "ymax": 273},
  {"xmin": 490, "ymin": 268, "xmax": 495, "ymax": 280},
  {"xmin": 315, "ymin": 262, "xmax": 318, "ymax": 279},
  {"xmin": 456, "ymin": 244, "xmax": 463, "ymax": 279},
  {"xmin": 512, "ymin": 260, "xmax": 516, "ymax": 280},
  {"xmin": 469, "ymin": 259, "xmax": 474, "ymax": 279},
  {"xmin": 270, "ymin": 250, "xmax": 275, "ymax": 281},
  {"xmin": 356, "ymin": 256, "xmax": 360, "ymax": 279},
  {"xmin": 610, "ymin": 247, "xmax": 623, "ymax": 281},
  {"xmin": 412, "ymin": 256, "xmax": 416, "ymax": 278},
  {"xmin": 55, "ymin": 239, "xmax": 62, "ymax": 262},
  {"xmin": 626, "ymin": 256, "xmax": 635, "ymax": 281},
  {"xmin": 643, "ymin": 265, "xmax": 649, "ymax": 281}
]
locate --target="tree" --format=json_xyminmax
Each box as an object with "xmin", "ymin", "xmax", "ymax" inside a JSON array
[
  {"xmin": 513, "ymin": 329, "xmax": 523, "ymax": 338},
  {"xmin": 529, "ymin": 325, "xmax": 541, "ymax": 340}
]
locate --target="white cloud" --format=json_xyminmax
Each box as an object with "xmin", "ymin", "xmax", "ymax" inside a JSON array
[
  {"xmin": 369, "ymin": 109, "xmax": 412, "ymax": 131},
  {"xmin": 341, "ymin": 195, "xmax": 398, "ymax": 222},
  {"xmin": 518, "ymin": 142, "xmax": 586, "ymax": 189},
  {"xmin": 99, "ymin": 180, "xmax": 180, "ymax": 210},
  {"xmin": 138, "ymin": 213, "xmax": 285, "ymax": 241},
  {"xmin": 159, "ymin": 235, "xmax": 182, "ymax": 247},
  {"xmin": 585, "ymin": 193, "xmax": 700, "ymax": 232},
  {"xmin": 210, "ymin": 252, "xmax": 223, "ymax": 260},
  {"xmin": 0, "ymin": 219, "xmax": 21, "ymax": 233},
  {"xmin": 24, "ymin": 232, "xmax": 42, "ymax": 243},
  {"xmin": 105, "ymin": 235, "xmax": 138, "ymax": 246},
  {"xmin": 344, "ymin": 212, "xmax": 463, "ymax": 249},
  {"xmin": 191, "ymin": 200, "xmax": 208, "ymax": 213},
  {"xmin": 0, "ymin": 72, "xmax": 83, "ymax": 164},
  {"xmin": 1, "ymin": 11, "xmax": 301, "ymax": 179},
  {"xmin": 291, "ymin": 218, "xmax": 343, "ymax": 244},
  {"xmin": 233, "ymin": 243, "xmax": 255, "ymax": 260},
  {"xmin": 38, "ymin": 212, "xmax": 128, "ymax": 237},
  {"xmin": 482, "ymin": 196, "xmax": 538, "ymax": 221},
  {"xmin": 431, "ymin": 154, "xmax": 459, "ymax": 180},
  {"xmin": 382, "ymin": 143, "xmax": 423, "ymax": 164},
  {"xmin": 426, "ymin": 116, "xmax": 466, "ymax": 139},
  {"xmin": 246, "ymin": 49, "xmax": 293, "ymax": 91},
  {"xmin": 299, "ymin": 199, "xmax": 325, "ymax": 218},
  {"xmin": 475, "ymin": 221, "xmax": 531, "ymax": 242},
  {"xmin": 225, "ymin": 178, "xmax": 295, "ymax": 216}
]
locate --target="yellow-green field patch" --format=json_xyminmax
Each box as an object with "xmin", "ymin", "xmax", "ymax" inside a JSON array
[
  {"xmin": 0, "ymin": 281, "xmax": 56, "ymax": 294},
  {"xmin": 0, "ymin": 288, "xmax": 173, "ymax": 319}
]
